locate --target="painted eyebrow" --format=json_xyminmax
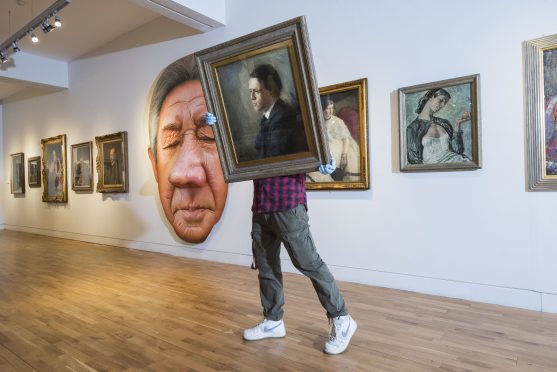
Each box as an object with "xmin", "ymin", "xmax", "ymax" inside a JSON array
[{"xmin": 161, "ymin": 122, "xmax": 181, "ymax": 132}]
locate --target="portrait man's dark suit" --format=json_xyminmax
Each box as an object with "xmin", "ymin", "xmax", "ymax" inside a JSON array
[{"xmin": 254, "ymin": 99, "xmax": 308, "ymax": 159}]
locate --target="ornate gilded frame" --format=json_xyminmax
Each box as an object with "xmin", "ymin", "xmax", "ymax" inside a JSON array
[
  {"xmin": 306, "ymin": 78, "xmax": 369, "ymax": 190},
  {"xmin": 41, "ymin": 134, "xmax": 68, "ymax": 203},
  {"xmin": 398, "ymin": 75, "xmax": 482, "ymax": 172},
  {"xmin": 71, "ymin": 141, "xmax": 93, "ymax": 191},
  {"xmin": 195, "ymin": 16, "xmax": 330, "ymax": 182},
  {"xmin": 95, "ymin": 131, "xmax": 128, "ymax": 193},
  {"xmin": 10, "ymin": 152, "xmax": 25, "ymax": 195},
  {"xmin": 523, "ymin": 34, "xmax": 557, "ymax": 191},
  {"xmin": 28, "ymin": 156, "xmax": 41, "ymax": 187}
]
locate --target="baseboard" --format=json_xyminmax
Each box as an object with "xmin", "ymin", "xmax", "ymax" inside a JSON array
[
  {"xmin": 0, "ymin": 223, "xmax": 5, "ymax": 230},
  {"xmin": 5, "ymin": 224, "xmax": 554, "ymax": 314}
]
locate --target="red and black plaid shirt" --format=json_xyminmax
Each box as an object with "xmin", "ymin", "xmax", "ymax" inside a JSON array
[{"xmin": 252, "ymin": 174, "xmax": 307, "ymax": 213}]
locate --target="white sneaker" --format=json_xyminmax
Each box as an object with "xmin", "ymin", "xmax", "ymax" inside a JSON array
[
  {"xmin": 323, "ymin": 315, "xmax": 357, "ymax": 354},
  {"xmin": 243, "ymin": 318, "xmax": 286, "ymax": 341}
]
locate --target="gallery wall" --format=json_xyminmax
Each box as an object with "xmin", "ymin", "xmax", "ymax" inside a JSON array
[
  {"xmin": 0, "ymin": 104, "xmax": 4, "ymax": 227},
  {"xmin": 2, "ymin": 0, "xmax": 557, "ymax": 312}
]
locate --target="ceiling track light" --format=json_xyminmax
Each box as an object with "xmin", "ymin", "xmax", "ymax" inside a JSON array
[
  {"xmin": 0, "ymin": 0, "xmax": 70, "ymax": 63},
  {"xmin": 11, "ymin": 41, "xmax": 20, "ymax": 52},
  {"xmin": 53, "ymin": 12, "xmax": 62, "ymax": 28},
  {"xmin": 40, "ymin": 19, "xmax": 55, "ymax": 34}
]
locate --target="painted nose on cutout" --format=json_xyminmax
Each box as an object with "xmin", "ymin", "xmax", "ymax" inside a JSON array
[{"xmin": 168, "ymin": 131, "xmax": 207, "ymax": 187}]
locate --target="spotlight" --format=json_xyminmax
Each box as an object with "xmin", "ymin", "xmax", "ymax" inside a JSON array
[
  {"xmin": 54, "ymin": 13, "xmax": 62, "ymax": 28},
  {"xmin": 40, "ymin": 19, "xmax": 55, "ymax": 33},
  {"xmin": 30, "ymin": 32, "xmax": 39, "ymax": 43},
  {"xmin": 11, "ymin": 41, "xmax": 20, "ymax": 53},
  {"xmin": 0, "ymin": 53, "xmax": 8, "ymax": 64}
]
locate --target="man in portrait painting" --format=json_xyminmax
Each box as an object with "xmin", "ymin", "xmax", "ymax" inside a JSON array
[
  {"xmin": 248, "ymin": 64, "xmax": 309, "ymax": 159},
  {"xmin": 104, "ymin": 146, "xmax": 122, "ymax": 185}
]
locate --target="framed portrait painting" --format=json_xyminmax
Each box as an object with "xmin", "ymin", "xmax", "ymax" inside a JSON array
[
  {"xmin": 306, "ymin": 78, "xmax": 369, "ymax": 190},
  {"xmin": 95, "ymin": 131, "xmax": 128, "ymax": 193},
  {"xmin": 41, "ymin": 134, "xmax": 68, "ymax": 203},
  {"xmin": 523, "ymin": 34, "xmax": 557, "ymax": 191},
  {"xmin": 196, "ymin": 16, "xmax": 330, "ymax": 182},
  {"xmin": 28, "ymin": 156, "xmax": 41, "ymax": 187},
  {"xmin": 71, "ymin": 141, "xmax": 93, "ymax": 191},
  {"xmin": 10, "ymin": 153, "xmax": 25, "ymax": 195},
  {"xmin": 398, "ymin": 74, "xmax": 482, "ymax": 172}
]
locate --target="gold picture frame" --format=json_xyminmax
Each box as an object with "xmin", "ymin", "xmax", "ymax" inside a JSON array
[
  {"xmin": 71, "ymin": 141, "xmax": 93, "ymax": 191},
  {"xmin": 10, "ymin": 152, "xmax": 25, "ymax": 195},
  {"xmin": 195, "ymin": 16, "xmax": 330, "ymax": 182},
  {"xmin": 95, "ymin": 131, "xmax": 128, "ymax": 193},
  {"xmin": 398, "ymin": 74, "xmax": 482, "ymax": 172},
  {"xmin": 28, "ymin": 156, "xmax": 41, "ymax": 187},
  {"xmin": 41, "ymin": 134, "xmax": 68, "ymax": 203},
  {"xmin": 523, "ymin": 34, "xmax": 557, "ymax": 191},
  {"xmin": 306, "ymin": 78, "xmax": 369, "ymax": 190}
]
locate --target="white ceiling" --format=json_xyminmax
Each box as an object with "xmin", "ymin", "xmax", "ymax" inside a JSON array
[{"xmin": 0, "ymin": 0, "xmax": 219, "ymax": 102}]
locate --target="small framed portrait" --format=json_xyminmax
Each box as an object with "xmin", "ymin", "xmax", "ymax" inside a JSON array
[
  {"xmin": 398, "ymin": 74, "xmax": 482, "ymax": 172},
  {"xmin": 523, "ymin": 34, "xmax": 557, "ymax": 191},
  {"xmin": 71, "ymin": 141, "xmax": 93, "ymax": 191},
  {"xmin": 307, "ymin": 78, "xmax": 370, "ymax": 190},
  {"xmin": 10, "ymin": 153, "xmax": 25, "ymax": 195},
  {"xmin": 28, "ymin": 156, "xmax": 41, "ymax": 187},
  {"xmin": 195, "ymin": 16, "xmax": 330, "ymax": 182},
  {"xmin": 95, "ymin": 131, "xmax": 128, "ymax": 193},
  {"xmin": 41, "ymin": 134, "xmax": 68, "ymax": 203}
]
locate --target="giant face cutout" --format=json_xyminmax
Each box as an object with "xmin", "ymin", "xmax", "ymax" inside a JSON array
[{"xmin": 148, "ymin": 78, "xmax": 228, "ymax": 243}]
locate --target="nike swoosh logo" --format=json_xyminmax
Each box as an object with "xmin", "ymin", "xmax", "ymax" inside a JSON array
[
  {"xmin": 264, "ymin": 323, "xmax": 282, "ymax": 332},
  {"xmin": 342, "ymin": 319, "xmax": 351, "ymax": 338}
]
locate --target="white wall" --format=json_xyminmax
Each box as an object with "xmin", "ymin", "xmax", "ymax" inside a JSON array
[
  {"xmin": 2, "ymin": 0, "xmax": 557, "ymax": 312},
  {"xmin": 0, "ymin": 104, "xmax": 4, "ymax": 228}
]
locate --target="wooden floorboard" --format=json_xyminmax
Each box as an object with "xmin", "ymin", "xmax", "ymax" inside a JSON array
[{"xmin": 0, "ymin": 230, "xmax": 556, "ymax": 371}]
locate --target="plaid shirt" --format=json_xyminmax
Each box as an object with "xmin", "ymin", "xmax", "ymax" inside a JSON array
[{"xmin": 252, "ymin": 174, "xmax": 307, "ymax": 213}]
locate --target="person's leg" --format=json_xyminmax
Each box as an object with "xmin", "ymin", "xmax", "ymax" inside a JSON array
[
  {"xmin": 272, "ymin": 205, "xmax": 347, "ymax": 318},
  {"xmin": 251, "ymin": 212, "xmax": 284, "ymax": 321}
]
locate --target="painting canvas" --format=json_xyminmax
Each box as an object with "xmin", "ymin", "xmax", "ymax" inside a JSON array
[
  {"xmin": 306, "ymin": 78, "xmax": 369, "ymax": 190},
  {"xmin": 10, "ymin": 153, "xmax": 25, "ymax": 194},
  {"xmin": 41, "ymin": 134, "xmax": 68, "ymax": 203},
  {"xmin": 398, "ymin": 75, "xmax": 482, "ymax": 172},
  {"xmin": 95, "ymin": 131, "xmax": 128, "ymax": 193},
  {"xmin": 28, "ymin": 156, "xmax": 41, "ymax": 187},
  {"xmin": 524, "ymin": 34, "xmax": 557, "ymax": 190},
  {"xmin": 196, "ymin": 16, "xmax": 330, "ymax": 182},
  {"xmin": 71, "ymin": 141, "xmax": 93, "ymax": 191}
]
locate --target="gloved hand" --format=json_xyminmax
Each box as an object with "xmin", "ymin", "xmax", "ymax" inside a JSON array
[
  {"xmin": 205, "ymin": 112, "xmax": 217, "ymax": 126},
  {"xmin": 319, "ymin": 158, "xmax": 336, "ymax": 175}
]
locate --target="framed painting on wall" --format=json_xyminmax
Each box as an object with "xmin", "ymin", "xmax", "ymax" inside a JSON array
[
  {"xmin": 95, "ymin": 131, "xmax": 128, "ymax": 193},
  {"xmin": 195, "ymin": 16, "xmax": 330, "ymax": 182},
  {"xmin": 306, "ymin": 78, "xmax": 369, "ymax": 190},
  {"xmin": 398, "ymin": 74, "xmax": 482, "ymax": 172},
  {"xmin": 10, "ymin": 153, "xmax": 25, "ymax": 195},
  {"xmin": 523, "ymin": 33, "xmax": 557, "ymax": 191},
  {"xmin": 41, "ymin": 134, "xmax": 68, "ymax": 203},
  {"xmin": 28, "ymin": 156, "xmax": 41, "ymax": 187},
  {"xmin": 71, "ymin": 141, "xmax": 93, "ymax": 191}
]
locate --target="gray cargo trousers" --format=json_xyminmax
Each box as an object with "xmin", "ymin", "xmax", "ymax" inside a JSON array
[{"xmin": 251, "ymin": 204, "xmax": 347, "ymax": 321}]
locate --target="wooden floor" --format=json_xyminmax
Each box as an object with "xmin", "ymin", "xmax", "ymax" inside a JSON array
[{"xmin": 0, "ymin": 231, "xmax": 556, "ymax": 371}]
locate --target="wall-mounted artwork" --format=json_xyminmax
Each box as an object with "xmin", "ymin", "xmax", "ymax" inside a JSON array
[
  {"xmin": 196, "ymin": 16, "xmax": 330, "ymax": 182},
  {"xmin": 523, "ymin": 34, "xmax": 557, "ymax": 191},
  {"xmin": 146, "ymin": 54, "xmax": 229, "ymax": 244},
  {"xmin": 41, "ymin": 134, "xmax": 68, "ymax": 203},
  {"xmin": 95, "ymin": 131, "xmax": 128, "ymax": 193},
  {"xmin": 28, "ymin": 156, "xmax": 41, "ymax": 187},
  {"xmin": 307, "ymin": 78, "xmax": 369, "ymax": 190},
  {"xmin": 10, "ymin": 153, "xmax": 25, "ymax": 195},
  {"xmin": 71, "ymin": 141, "xmax": 93, "ymax": 191},
  {"xmin": 398, "ymin": 75, "xmax": 482, "ymax": 172}
]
